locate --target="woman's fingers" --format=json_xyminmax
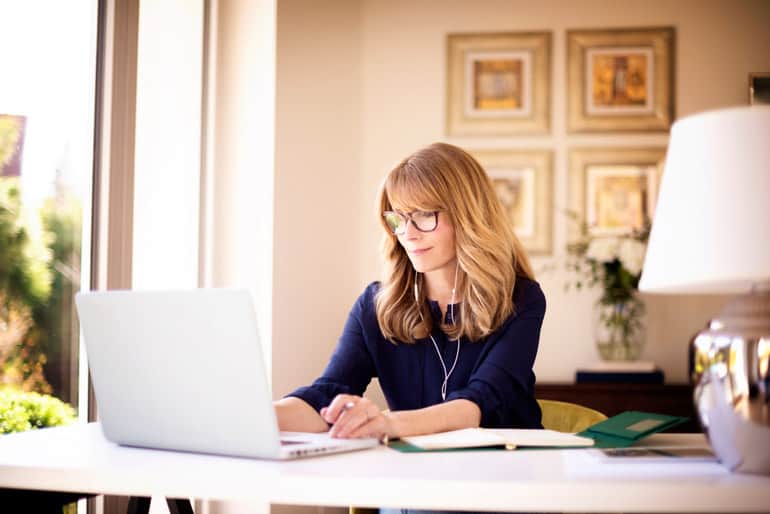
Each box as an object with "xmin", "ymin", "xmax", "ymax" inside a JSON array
[
  {"xmin": 347, "ymin": 409, "xmax": 390, "ymax": 440},
  {"xmin": 335, "ymin": 404, "xmax": 378, "ymax": 438},
  {"xmin": 324, "ymin": 395, "xmax": 380, "ymax": 438},
  {"xmin": 330, "ymin": 401, "xmax": 368, "ymax": 438},
  {"xmin": 322, "ymin": 394, "xmax": 356, "ymax": 424}
]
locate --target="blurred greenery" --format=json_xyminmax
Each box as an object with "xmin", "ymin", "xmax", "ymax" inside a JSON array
[
  {"xmin": 0, "ymin": 387, "xmax": 76, "ymax": 434},
  {"xmin": 0, "ymin": 116, "xmax": 24, "ymax": 170},
  {"xmin": 39, "ymin": 176, "xmax": 82, "ymax": 398},
  {"xmin": 0, "ymin": 178, "xmax": 53, "ymax": 392},
  {"xmin": 0, "ymin": 178, "xmax": 52, "ymax": 310},
  {"xmin": 1, "ymin": 173, "xmax": 82, "ymax": 414},
  {"xmin": 1, "ymin": 116, "xmax": 82, "ymax": 439}
]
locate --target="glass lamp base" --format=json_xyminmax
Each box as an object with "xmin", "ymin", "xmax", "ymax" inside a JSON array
[{"xmin": 693, "ymin": 290, "xmax": 770, "ymax": 474}]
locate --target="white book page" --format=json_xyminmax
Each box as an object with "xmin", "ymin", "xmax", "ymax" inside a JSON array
[
  {"xmin": 401, "ymin": 428, "xmax": 594, "ymax": 450},
  {"xmin": 490, "ymin": 429, "xmax": 594, "ymax": 447},
  {"xmin": 401, "ymin": 428, "xmax": 510, "ymax": 450}
]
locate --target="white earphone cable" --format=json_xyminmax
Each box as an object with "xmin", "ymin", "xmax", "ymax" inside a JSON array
[{"xmin": 417, "ymin": 264, "xmax": 461, "ymax": 401}]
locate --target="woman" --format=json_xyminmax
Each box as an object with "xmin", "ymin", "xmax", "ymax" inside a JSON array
[{"xmin": 274, "ymin": 142, "xmax": 545, "ymax": 442}]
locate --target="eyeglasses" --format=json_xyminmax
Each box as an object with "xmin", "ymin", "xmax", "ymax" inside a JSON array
[{"xmin": 382, "ymin": 210, "xmax": 439, "ymax": 235}]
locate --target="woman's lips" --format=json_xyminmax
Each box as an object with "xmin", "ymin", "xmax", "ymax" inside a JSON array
[{"xmin": 409, "ymin": 247, "xmax": 431, "ymax": 255}]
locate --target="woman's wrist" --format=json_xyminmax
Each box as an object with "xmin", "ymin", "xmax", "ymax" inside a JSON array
[
  {"xmin": 382, "ymin": 411, "xmax": 401, "ymax": 439},
  {"xmin": 382, "ymin": 400, "xmax": 481, "ymax": 439}
]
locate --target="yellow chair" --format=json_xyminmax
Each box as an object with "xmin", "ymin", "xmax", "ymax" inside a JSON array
[{"xmin": 537, "ymin": 399, "xmax": 607, "ymax": 433}]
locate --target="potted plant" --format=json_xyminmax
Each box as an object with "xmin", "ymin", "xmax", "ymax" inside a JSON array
[{"xmin": 566, "ymin": 218, "xmax": 649, "ymax": 361}]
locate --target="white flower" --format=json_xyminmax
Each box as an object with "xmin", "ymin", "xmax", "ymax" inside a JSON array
[
  {"xmin": 585, "ymin": 237, "xmax": 619, "ymax": 263},
  {"xmin": 618, "ymin": 238, "xmax": 647, "ymax": 276}
]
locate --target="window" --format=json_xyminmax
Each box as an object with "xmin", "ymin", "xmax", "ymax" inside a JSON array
[{"xmin": 0, "ymin": 1, "xmax": 98, "ymax": 430}]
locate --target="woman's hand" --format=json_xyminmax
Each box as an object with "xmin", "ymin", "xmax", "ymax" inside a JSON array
[{"xmin": 320, "ymin": 394, "xmax": 392, "ymax": 442}]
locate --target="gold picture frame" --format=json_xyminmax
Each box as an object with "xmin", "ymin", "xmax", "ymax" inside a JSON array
[
  {"xmin": 473, "ymin": 149, "xmax": 553, "ymax": 254},
  {"xmin": 567, "ymin": 27, "xmax": 675, "ymax": 132},
  {"xmin": 447, "ymin": 32, "xmax": 551, "ymax": 136},
  {"xmin": 568, "ymin": 148, "xmax": 666, "ymax": 239}
]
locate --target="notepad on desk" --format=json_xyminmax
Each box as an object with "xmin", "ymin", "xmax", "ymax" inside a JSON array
[{"xmin": 400, "ymin": 428, "xmax": 594, "ymax": 451}]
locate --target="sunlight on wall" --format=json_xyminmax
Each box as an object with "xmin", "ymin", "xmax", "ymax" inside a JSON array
[{"xmin": 132, "ymin": 0, "xmax": 204, "ymax": 290}]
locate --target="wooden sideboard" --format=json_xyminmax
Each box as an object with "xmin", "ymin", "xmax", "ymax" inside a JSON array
[{"xmin": 535, "ymin": 382, "xmax": 702, "ymax": 433}]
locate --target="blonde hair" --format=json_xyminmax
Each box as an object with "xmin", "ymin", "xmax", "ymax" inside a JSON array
[{"xmin": 375, "ymin": 142, "xmax": 534, "ymax": 343}]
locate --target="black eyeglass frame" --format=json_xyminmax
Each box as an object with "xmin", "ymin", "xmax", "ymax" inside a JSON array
[{"xmin": 382, "ymin": 210, "xmax": 439, "ymax": 235}]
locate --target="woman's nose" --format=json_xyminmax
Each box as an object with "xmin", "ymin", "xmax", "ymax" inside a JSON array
[{"xmin": 402, "ymin": 218, "xmax": 421, "ymax": 238}]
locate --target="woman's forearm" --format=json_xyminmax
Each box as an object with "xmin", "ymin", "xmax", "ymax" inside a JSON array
[
  {"xmin": 386, "ymin": 399, "xmax": 481, "ymax": 438},
  {"xmin": 274, "ymin": 397, "xmax": 329, "ymax": 433},
  {"xmin": 277, "ymin": 395, "xmax": 481, "ymax": 439}
]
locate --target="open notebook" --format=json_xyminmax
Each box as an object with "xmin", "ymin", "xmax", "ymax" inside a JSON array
[{"xmin": 401, "ymin": 427, "xmax": 594, "ymax": 451}]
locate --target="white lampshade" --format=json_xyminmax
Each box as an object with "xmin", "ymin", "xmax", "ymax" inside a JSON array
[{"xmin": 639, "ymin": 106, "xmax": 770, "ymax": 294}]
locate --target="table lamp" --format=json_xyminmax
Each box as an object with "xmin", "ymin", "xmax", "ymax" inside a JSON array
[{"xmin": 639, "ymin": 106, "xmax": 770, "ymax": 474}]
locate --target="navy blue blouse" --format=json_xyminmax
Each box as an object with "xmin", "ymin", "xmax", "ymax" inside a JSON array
[{"xmin": 288, "ymin": 276, "xmax": 546, "ymax": 429}]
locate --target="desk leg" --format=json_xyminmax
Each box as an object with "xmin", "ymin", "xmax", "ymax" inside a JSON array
[
  {"xmin": 0, "ymin": 489, "xmax": 91, "ymax": 513},
  {"xmin": 167, "ymin": 498, "xmax": 195, "ymax": 514},
  {"xmin": 126, "ymin": 496, "xmax": 195, "ymax": 514},
  {"xmin": 127, "ymin": 497, "xmax": 151, "ymax": 514},
  {"xmin": 126, "ymin": 497, "xmax": 195, "ymax": 514}
]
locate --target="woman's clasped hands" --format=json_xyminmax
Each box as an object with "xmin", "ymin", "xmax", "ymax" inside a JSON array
[{"xmin": 320, "ymin": 394, "xmax": 392, "ymax": 443}]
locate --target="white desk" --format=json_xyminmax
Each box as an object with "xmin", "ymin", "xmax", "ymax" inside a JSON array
[{"xmin": 0, "ymin": 423, "xmax": 768, "ymax": 513}]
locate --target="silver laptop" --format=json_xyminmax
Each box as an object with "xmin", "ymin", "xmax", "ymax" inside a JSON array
[{"xmin": 75, "ymin": 288, "xmax": 378, "ymax": 459}]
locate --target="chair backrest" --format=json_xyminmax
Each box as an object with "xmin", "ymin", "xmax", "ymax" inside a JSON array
[{"xmin": 537, "ymin": 399, "xmax": 607, "ymax": 433}]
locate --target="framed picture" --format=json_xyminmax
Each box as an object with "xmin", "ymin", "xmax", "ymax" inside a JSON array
[
  {"xmin": 567, "ymin": 27, "xmax": 674, "ymax": 132},
  {"xmin": 0, "ymin": 114, "xmax": 27, "ymax": 177},
  {"xmin": 447, "ymin": 32, "xmax": 551, "ymax": 135},
  {"xmin": 568, "ymin": 148, "xmax": 666, "ymax": 238},
  {"xmin": 472, "ymin": 149, "xmax": 553, "ymax": 254},
  {"xmin": 749, "ymin": 72, "xmax": 770, "ymax": 105}
]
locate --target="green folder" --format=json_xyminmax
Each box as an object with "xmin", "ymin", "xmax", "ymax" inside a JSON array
[{"xmin": 578, "ymin": 411, "xmax": 688, "ymax": 448}]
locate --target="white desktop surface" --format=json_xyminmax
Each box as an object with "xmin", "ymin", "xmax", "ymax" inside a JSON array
[{"xmin": 0, "ymin": 423, "xmax": 769, "ymax": 512}]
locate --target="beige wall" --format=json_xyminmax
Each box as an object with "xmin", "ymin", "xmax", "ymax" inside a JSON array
[
  {"xmin": 209, "ymin": 0, "xmax": 276, "ymax": 387},
  {"xmin": 273, "ymin": 0, "xmax": 364, "ymax": 398},
  {"xmin": 273, "ymin": 0, "xmax": 770, "ymax": 401}
]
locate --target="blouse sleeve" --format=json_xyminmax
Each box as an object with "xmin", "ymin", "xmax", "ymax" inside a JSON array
[
  {"xmin": 445, "ymin": 279, "xmax": 546, "ymax": 427},
  {"xmin": 285, "ymin": 285, "xmax": 377, "ymax": 413}
]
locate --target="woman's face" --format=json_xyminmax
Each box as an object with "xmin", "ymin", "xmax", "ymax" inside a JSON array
[{"xmin": 396, "ymin": 211, "xmax": 457, "ymax": 274}]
